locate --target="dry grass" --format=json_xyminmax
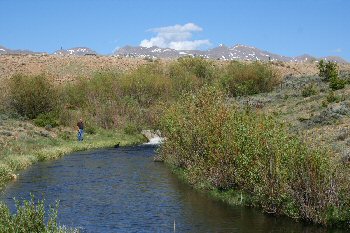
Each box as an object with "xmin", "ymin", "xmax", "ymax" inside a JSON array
[
  {"xmin": 1, "ymin": 54, "xmax": 349, "ymax": 84},
  {"xmin": 0, "ymin": 55, "xmax": 151, "ymax": 83}
]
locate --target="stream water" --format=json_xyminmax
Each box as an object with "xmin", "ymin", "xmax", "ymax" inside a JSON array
[{"xmin": 0, "ymin": 145, "xmax": 346, "ymax": 232}]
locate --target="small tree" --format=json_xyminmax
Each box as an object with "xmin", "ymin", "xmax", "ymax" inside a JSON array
[
  {"xmin": 317, "ymin": 60, "xmax": 338, "ymax": 82},
  {"xmin": 317, "ymin": 60, "xmax": 345, "ymax": 90}
]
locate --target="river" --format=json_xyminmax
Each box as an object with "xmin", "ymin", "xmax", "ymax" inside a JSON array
[{"xmin": 0, "ymin": 145, "xmax": 345, "ymax": 232}]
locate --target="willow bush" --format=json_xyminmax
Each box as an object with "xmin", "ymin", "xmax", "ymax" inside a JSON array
[
  {"xmin": 56, "ymin": 64, "xmax": 173, "ymax": 130},
  {"xmin": 120, "ymin": 63, "xmax": 172, "ymax": 107},
  {"xmin": 168, "ymin": 57, "xmax": 218, "ymax": 97},
  {"xmin": 159, "ymin": 86, "xmax": 349, "ymax": 225},
  {"xmin": 0, "ymin": 195, "xmax": 76, "ymax": 233},
  {"xmin": 221, "ymin": 61, "xmax": 281, "ymax": 97},
  {"xmin": 8, "ymin": 74, "xmax": 58, "ymax": 119}
]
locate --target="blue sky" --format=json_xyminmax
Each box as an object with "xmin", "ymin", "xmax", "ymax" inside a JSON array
[{"xmin": 1, "ymin": 0, "xmax": 349, "ymax": 60}]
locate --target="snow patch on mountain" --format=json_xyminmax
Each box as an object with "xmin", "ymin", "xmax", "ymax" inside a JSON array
[{"xmin": 53, "ymin": 47, "xmax": 97, "ymax": 56}]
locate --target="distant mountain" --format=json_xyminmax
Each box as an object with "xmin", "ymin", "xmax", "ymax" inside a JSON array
[
  {"xmin": 294, "ymin": 54, "xmax": 317, "ymax": 62},
  {"xmin": 321, "ymin": 56, "xmax": 348, "ymax": 64},
  {"xmin": 116, "ymin": 46, "xmax": 184, "ymax": 59},
  {"xmin": 0, "ymin": 45, "xmax": 45, "ymax": 55},
  {"xmin": 0, "ymin": 44, "xmax": 347, "ymax": 63},
  {"xmin": 53, "ymin": 47, "xmax": 97, "ymax": 56},
  {"xmin": 115, "ymin": 44, "xmax": 348, "ymax": 63}
]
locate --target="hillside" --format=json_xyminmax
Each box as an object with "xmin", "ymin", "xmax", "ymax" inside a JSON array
[
  {"xmin": 0, "ymin": 55, "xmax": 150, "ymax": 83},
  {"xmin": 1, "ymin": 54, "xmax": 350, "ymax": 83},
  {"xmin": 237, "ymin": 74, "xmax": 350, "ymax": 160}
]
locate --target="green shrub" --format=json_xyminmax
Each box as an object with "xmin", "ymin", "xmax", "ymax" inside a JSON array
[
  {"xmin": 317, "ymin": 60, "xmax": 345, "ymax": 90},
  {"xmin": 120, "ymin": 63, "xmax": 172, "ymax": 107},
  {"xmin": 318, "ymin": 60, "xmax": 338, "ymax": 82},
  {"xmin": 59, "ymin": 72, "xmax": 121, "ymax": 129},
  {"xmin": 329, "ymin": 76, "xmax": 346, "ymax": 90},
  {"xmin": 0, "ymin": 194, "xmax": 76, "ymax": 233},
  {"xmin": 160, "ymin": 85, "xmax": 348, "ymax": 225},
  {"xmin": 167, "ymin": 57, "xmax": 218, "ymax": 98},
  {"xmin": 301, "ymin": 83, "xmax": 318, "ymax": 97},
  {"xmin": 175, "ymin": 57, "xmax": 217, "ymax": 81},
  {"xmin": 8, "ymin": 74, "xmax": 58, "ymax": 119},
  {"xmin": 33, "ymin": 112, "xmax": 59, "ymax": 128},
  {"xmin": 220, "ymin": 61, "xmax": 281, "ymax": 97},
  {"xmin": 326, "ymin": 91, "xmax": 341, "ymax": 103}
]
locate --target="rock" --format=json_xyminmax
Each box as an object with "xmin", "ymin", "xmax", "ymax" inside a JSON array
[
  {"xmin": 10, "ymin": 173, "xmax": 18, "ymax": 180},
  {"xmin": 39, "ymin": 131, "xmax": 50, "ymax": 137},
  {"xmin": 141, "ymin": 130, "xmax": 161, "ymax": 141},
  {"xmin": 141, "ymin": 129, "xmax": 165, "ymax": 145}
]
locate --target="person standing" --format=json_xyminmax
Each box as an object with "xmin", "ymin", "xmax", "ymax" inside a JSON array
[{"xmin": 77, "ymin": 118, "xmax": 84, "ymax": 141}]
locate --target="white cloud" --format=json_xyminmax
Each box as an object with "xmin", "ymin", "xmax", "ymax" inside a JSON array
[{"xmin": 140, "ymin": 23, "xmax": 211, "ymax": 50}]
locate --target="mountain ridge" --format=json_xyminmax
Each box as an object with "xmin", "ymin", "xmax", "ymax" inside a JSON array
[
  {"xmin": 53, "ymin": 47, "xmax": 97, "ymax": 56},
  {"xmin": 115, "ymin": 44, "xmax": 348, "ymax": 63},
  {"xmin": 0, "ymin": 44, "xmax": 347, "ymax": 63},
  {"xmin": 0, "ymin": 45, "xmax": 46, "ymax": 55}
]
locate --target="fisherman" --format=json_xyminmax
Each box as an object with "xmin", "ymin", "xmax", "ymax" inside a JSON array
[{"xmin": 77, "ymin": 118, "xmax": 84, "ymax": 141}]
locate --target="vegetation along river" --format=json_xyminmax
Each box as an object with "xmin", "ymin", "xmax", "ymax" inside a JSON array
[{"xmin": 0, "ymin": 145, "xmax": 346, "ymax": 232}]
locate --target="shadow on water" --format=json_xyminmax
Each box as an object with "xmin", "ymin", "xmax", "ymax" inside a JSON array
[{"xmin": 0, "ymin": 145, "xmax": 346, "ymax": 233}]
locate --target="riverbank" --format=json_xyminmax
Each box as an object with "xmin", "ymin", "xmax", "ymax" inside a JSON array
[
  {"xmin": 0, "ymin": 117, "xmax": 146, "ymax": 189},
  {"xmin": 171, "ymin": 166, "xmax": 258, "ymax": 207},
  {"xmin": 169, "ymin": 166, "xmax": 350, "ymax": 232},
  {"xmin": 159, "ymin": 86, "xmax": 350, "ymax": 228}
]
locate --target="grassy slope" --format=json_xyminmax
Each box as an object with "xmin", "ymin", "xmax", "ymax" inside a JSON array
[
  {"xmin": 236, "ymin": 75, "xmax": 350, "ymax": 159},
  {"xmin": 0, "ymin": 116, "xmax": 146, "ymax": 189}
]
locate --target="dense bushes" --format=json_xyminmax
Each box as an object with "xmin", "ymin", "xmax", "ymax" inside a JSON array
[
  {"xmin": 120, "ymin": 63, "xmax": 172, "ymax": 107},
  {"xmin": 221, "ymin": 61, "xmax": 281, "ymax": 97},
  {"xmin": 0, "ymin": 195, "xmax": 76, "ymax": 233},
  {"xmin": 168, "ymin": 57, "xmax": 218, "ymax": 97},
  {"xmin": 3, "ymin": 60, "xmax": 281, "ymax": 133},
  {"xmin": 159, "ymin": 86, "xmax": 350, "ymax": 225},
  {"xmin": 8, "ymin": 74, "xmax": 58, "ymax": 119},
  {"xmin": 58, "ymin": 65, "xmax": 172, "ymax": 130}
]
